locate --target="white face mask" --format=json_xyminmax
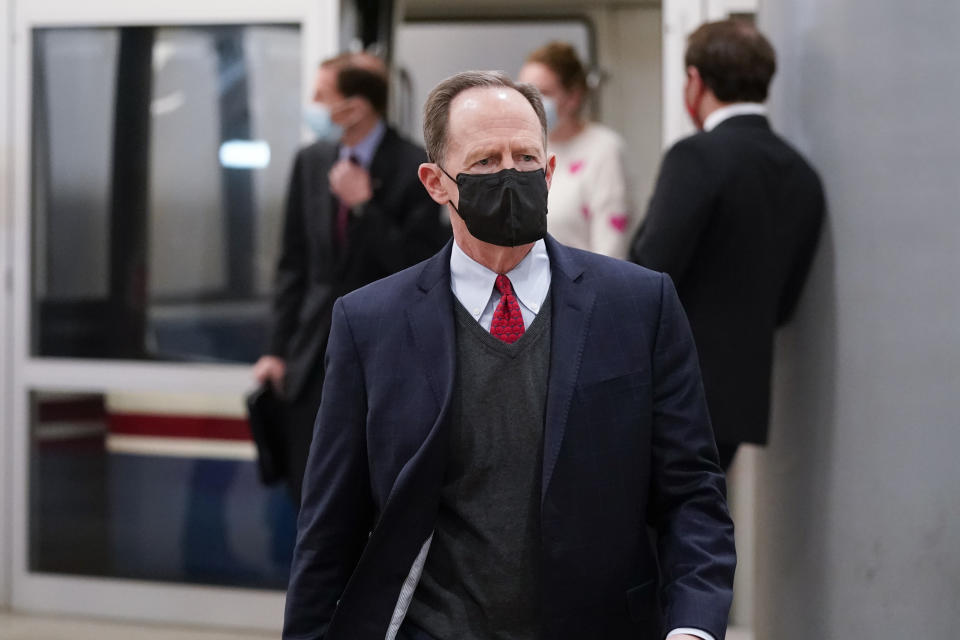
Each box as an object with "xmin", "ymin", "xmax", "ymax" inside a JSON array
[
  {"xmin": 541, "ymin": 96, "xmax": 559, "ymax": 132},
  {"xmin": 303, "ymin": 103, "xmax": 344, "ymax": 142}
]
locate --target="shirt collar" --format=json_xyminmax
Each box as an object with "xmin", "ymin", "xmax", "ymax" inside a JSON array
[
  {"xmin": 703, "ymin": 102, "xmax": 768, "ymax": 132},
  {"xmin": 450, "ymin": 239, "xmax": 551, "ymax": 317},
  {"xmin": 338, "ymin": 119, "xmax": 386, "ymax": 168}
]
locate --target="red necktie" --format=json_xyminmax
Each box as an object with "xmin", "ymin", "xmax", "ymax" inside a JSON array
[
  {"xmin": 335, "ymin": 154, "xmax": 360, "ymax": 249},
  {"xmin": 491, "ymin": 275, "xmax": 525, "ymax": 344}
]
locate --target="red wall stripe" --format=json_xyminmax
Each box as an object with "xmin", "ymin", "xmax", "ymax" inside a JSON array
[{"xmin": 107, "ymin": 413, "xmax": 252, "ymax": 441}]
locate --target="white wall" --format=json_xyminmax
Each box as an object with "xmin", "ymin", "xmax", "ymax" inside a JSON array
[
  {"xmin": 402, "ymin": 0, "xmax": 663, "ymax": 232},
  {"xmin": 594, "ymin": 5, "xmax": 661, "ymax": 232},
  {"xmin": 661, "ymin": 0, "xmax": 760, "ymax": 147},
  {"xmin": 661, "ymin": 0, "xmax": 702, "ymax": 148},
  {"xmin": 394, "ymin": 20, "xmax": 592, "ymax": 147},
  {"xmin": 757, "ymin": 1, "xmax": 960, "ymax": 637}
]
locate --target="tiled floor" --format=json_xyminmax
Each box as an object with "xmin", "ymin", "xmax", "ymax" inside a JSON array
[
  {"xmin": 0, "ymin": 612, "xmax": 274, "ymax": 640},
  {"xmin": 0, "ymin": 612, "xmax": 754, "ymax": 640}
]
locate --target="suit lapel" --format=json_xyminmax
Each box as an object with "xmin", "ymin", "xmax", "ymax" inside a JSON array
[
  {"xmin": 401, "ymin": 236, "xmax": 594, "ymax": 505},
  {"xmin": 335, "ymin": 128, "xmax": 394, "ymax": 275},
  {"xmin": 328, "ymin": 244, "xmax": 455, "ymax": 638},
  {"xmin": 405, "ymin": 240, "xmax": 457, "ymax": 413},
  {"xmin": 309, "ymin": 143, "xmax": 338, "ymax": 267},
  {"xmin": 542, "ymin": 236, "xmax": 595, "ymax": 504},
  {"xmin": 366, "ymin": 127, "xmax": 392, "ymax": 194}
]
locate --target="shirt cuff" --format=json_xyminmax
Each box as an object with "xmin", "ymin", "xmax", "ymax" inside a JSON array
[{"xmin": 666, "ymin": 628, "xmax": 716, "ymax": 640}]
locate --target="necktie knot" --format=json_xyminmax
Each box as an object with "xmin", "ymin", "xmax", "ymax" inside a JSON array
[
  {"xmin": 491, "ymin": 275, "xmax": 524, "ymax": 344},
  {"xmin": 494, "ymin": 274, "xmax": 514, "ymax": 297}
]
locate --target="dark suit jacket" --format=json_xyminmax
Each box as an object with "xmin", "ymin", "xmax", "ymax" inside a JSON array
[
  {"xmin": 283, "ymin": 236, "xmax": 735, "ymax": 640},
  {"xmin": 630, "ymin": 115, "xmax": 825, "ymax": 447},
  {"xmin": 267, "ymin": 126, "xmax": 447, "ymax": 401}
]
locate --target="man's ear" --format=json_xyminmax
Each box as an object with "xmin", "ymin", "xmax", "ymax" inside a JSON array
[
  {"xmin": 685, "ymin": 66, "xmax": 704, "ymax": 100},
  {"xmin": 545, "ymin": 153, "xmax": 557, "ymax": 190},
  {"xmin": 684, "ymin": 66, "xmax": 707, "ymax": 128},
  {"xmin": 418, "ymin": 163, "xmax": 452, "ymax": 205}
]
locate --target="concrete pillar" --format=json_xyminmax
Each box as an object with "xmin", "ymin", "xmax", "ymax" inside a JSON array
[{"xmin": 755, "ymin": 2, "xmax": 960, "ymax": 637}]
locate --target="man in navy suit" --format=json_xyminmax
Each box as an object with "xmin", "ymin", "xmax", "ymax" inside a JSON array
[{"xmin": 283, "ymin": 71, "xmax": 735, "ymax": 640}]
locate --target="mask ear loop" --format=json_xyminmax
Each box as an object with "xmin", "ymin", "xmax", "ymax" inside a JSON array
[{"xmin": 438, "ymin": 166, "xmax": 460, "ymax": 214}]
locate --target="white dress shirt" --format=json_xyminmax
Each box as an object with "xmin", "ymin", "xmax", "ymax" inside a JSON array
[
  {"xmin": 703, "ymin": 101, "xmax": 768, "ymax": 132},
  {"xmin": 338, "ymin": 118, "xmax": 386, "ymax": 168},
  {"xmin": 446, "ymin": 238, "xmax": 716, "ymax": 640},
  {"xmin": 449, "ymin": 238, "xmax": 551, "ymax": 331}
]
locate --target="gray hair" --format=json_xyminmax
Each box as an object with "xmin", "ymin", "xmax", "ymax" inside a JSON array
[{"xmin": 422, "ymin": 70, "xmax": 548, "ymax": 165}]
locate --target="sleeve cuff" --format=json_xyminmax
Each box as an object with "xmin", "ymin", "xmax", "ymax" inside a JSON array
[{"xmin": 666, "ymin": 628, "xmax": 716, "ymax": 640}]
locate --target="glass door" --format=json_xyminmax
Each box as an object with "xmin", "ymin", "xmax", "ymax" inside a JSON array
[{"xmin": 8, "ymin": 0, "xmax": 336, "ymax": 629}]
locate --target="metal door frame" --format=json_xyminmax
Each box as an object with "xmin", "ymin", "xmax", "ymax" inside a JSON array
[
  {"xmin": 1, "ymin": 0, "xmax": 14, "ymax": 611},
  {"xmin": 5, "ymin": 0, "xmax": 336, "ymax": 628}
]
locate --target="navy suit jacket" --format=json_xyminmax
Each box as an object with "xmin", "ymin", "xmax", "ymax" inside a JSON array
[{"xmin": 284, "ymin": 236, "xmax": 735, "ymax": 640}]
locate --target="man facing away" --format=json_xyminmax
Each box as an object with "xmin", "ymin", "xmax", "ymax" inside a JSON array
[
  {"xmin": 253, "ymin": 53, "xmax": 447, "ymax": 507},
  {"xmin": 283, "ymin": 71, "xmax": 735, "ymax": 640},
  {"xmin": 630, "ymin": 20, "xmax": 826, "ymax": 470}
]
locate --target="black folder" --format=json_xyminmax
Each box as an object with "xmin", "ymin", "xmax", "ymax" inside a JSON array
[{"xmin": 245, "ymin": 384, "xmax": 287, "ymax": 485}]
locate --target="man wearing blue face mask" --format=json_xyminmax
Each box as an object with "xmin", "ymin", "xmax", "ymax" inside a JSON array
[
  {"xmin": 253, "ymin": 52, "xmax": 447, "ymax": 509},
  {"xmin": 284, "ymin": 70, "xmax": 735, "ymax": 640}
]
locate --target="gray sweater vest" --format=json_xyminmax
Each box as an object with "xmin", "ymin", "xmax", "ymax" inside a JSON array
[{"xmin": 405, "ymin": 294, "xmax": 552, "ymax": 640}]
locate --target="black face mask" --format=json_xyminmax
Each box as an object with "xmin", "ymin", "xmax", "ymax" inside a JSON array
[{"xmin": 442, "ymin": 167, "xmax": 549, "ymax": 247}]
